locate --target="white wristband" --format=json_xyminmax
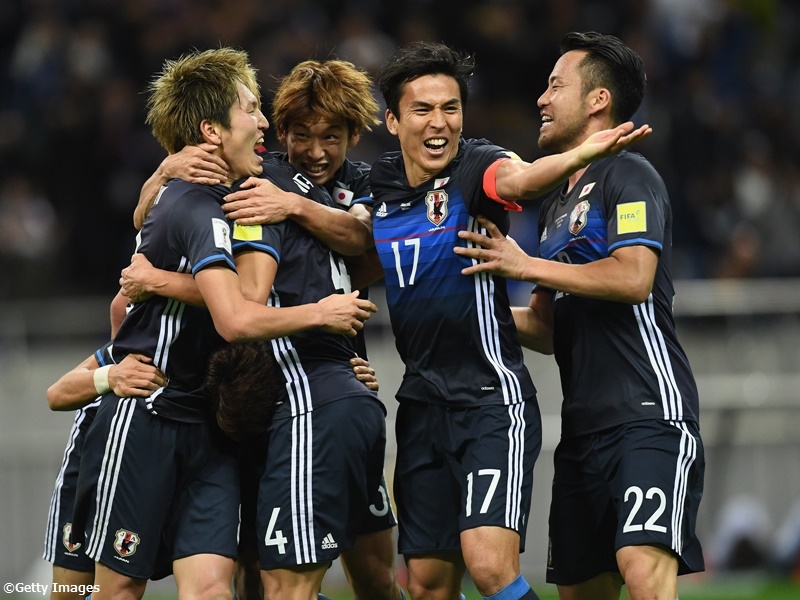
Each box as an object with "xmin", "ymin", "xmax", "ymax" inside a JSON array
[{"xmin": 93, "ymin": 365, "xmax": 112, "ymax": 395}]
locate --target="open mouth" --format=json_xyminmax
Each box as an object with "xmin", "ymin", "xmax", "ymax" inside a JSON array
[{"xmin": 424, "ymin": 138, "xmax": 448, "ymax": 154}]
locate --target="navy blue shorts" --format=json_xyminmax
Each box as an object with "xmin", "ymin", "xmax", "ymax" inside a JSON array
[
  {"xmin": 72, "ymin": 396, "xmax": 240, "ymax": 579},
  {"xmin": 43, "ymin": 403, "xmax": 100, "ymax": 572},
  {"xmin": 394, "ymin": 399, "xmax": 541, "ymax": 556},
  {"xmin": 256, "ymin": 396, "xmax": 388, "ymax": 568},
  {"xmin": 546, "ymin": 419, "xmax": 705, "ymax": 585}
]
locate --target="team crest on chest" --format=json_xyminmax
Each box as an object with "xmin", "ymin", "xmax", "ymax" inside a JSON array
[
  {"xmin": 62, "ymin": 523, "xmax": 81, "ymax": 552},
  {"xmin": 113, "ymin": 528, "xmax": 140, "ymax": 557},
  {"xmin": 425, "ymin": 190, "xmax": 448, "ymax": 225},
  {"xmin": 569, "ymin": 200, "xmax": 590, "ymax": 235}
]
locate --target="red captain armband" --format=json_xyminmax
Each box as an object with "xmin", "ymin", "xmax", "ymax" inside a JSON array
[{"xmin": 483, "ymin": 159, "xmax": 522, "ymax": 212}]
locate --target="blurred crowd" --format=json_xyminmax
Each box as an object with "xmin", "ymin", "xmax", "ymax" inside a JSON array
[{"xmin": 2, "ymin": 0, "xmax": 800, "ymax": 300}]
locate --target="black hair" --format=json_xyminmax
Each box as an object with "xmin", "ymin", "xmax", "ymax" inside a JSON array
[
  {"xmin": 377, "ymin": 41, "xmax": 475, "ymax": 118},
  {"xmin": 560, "ymin": 31, "xmax": 646, "ymax": 123}
]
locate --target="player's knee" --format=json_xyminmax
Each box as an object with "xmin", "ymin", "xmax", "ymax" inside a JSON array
[
  {"xmin": 351, "ymin": 566, "xmax": 397, "ymax": 600},
  {"xmin": 178, "ymin": 578, "xmax": 232, "ymax": 600},
  {"xmin": 616, "ymin": 545, "xmax": 677, "ymax": 598},
  {"xmin": 466, "ymin": 556, "xmax": 515, "ymax": 596}
]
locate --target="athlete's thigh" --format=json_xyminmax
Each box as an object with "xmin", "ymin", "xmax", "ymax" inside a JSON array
[
  {"xmin": 167, "ymin": 422, "xmax": 241, "ymax": 565},
  {"xmin": 546, "ymin": 434, "xmax": 618, "ymax": 586},
  {"xmin": 257, "ymin": 396, "xmax": 386, "ymax": 569},
  {"xmin": 393, "ymin": 400, "xmax": 461, "ymax": 556},
  {"xmin": 610, "ymin": 420, "xmax": 705, "ymax": 575},
  {"xmin": 77, "ymin": 398, "xmax": 181, "ymax": 579},
  {"xmin": 45, "ymin": 409, "xmax": 97, "ymax": 573},
  {"xmin": 454, "ymin": 401, "xmax": 541, "ymax": 548}
]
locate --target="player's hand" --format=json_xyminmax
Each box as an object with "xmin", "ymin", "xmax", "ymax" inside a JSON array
[
  {"xmin": 317, "ymin": 291, "xmax": 377, "ymax": 337},
  {"xmin": 108, "ymin": 353, "xmax": 167, "ymax": 398},
  {"xmin": 351, "ymin": 355, "xmax": 379, "ymax": 391},
  {"xmin": 222, "ymin": 178, "xmax": 294, "ymax": 225},
  {"xmin": 163, "ymin": 143, "xmax": 229, "ymax": 185},
  {"xmin": 455, "ymin": 215, "xmax": 531, "ymax": 280},
  {"xmin": 577, "ymin": 121, "xmax": 652, "ymax": 165},
  {"xmin": 120, "ymin": 253, "xmax": 157, "ymax": 302}
]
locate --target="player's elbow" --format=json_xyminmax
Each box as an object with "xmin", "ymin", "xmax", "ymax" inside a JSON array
[
  {"xmin": 619, "ymin": 278, "xmax": 654, "ymax": 305},
  {"xmin": 46, "ymin": 387, "xmax": 73, "ymax": 411},
  {"xmin": 212, "ymin": 312, "xmax": 257, "ymax": 343}
]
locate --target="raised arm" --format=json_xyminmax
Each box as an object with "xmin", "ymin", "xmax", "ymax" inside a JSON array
[
  {"xmin": 134, "ymin": 144, "xmax": 229, "ymax": 229},
  {"xmin": 47, "ymin": 353, "xmax": 168, "ymax": 411},
  {"xmin": 222, "ymin": 178, "xmax": 374, "ymax": 256},
  {"xmin": 492, "ymin": 122, "xmax": 651, "ymax": 201}
]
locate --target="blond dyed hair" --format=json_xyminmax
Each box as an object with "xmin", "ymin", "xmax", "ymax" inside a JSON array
[
  {"xmin": 272, "ymin": 59, "xmax": 380, "ymax": 139},
  {"xmin": 146, "ymin": 47, "xmax": 260, "ymax": 154}
]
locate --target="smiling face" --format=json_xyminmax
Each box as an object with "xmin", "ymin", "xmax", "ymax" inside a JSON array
[
  {"xmin": 217, "ymin": 82, "xmax": 269, "ymax": 183},
  {"xmin": 281, "ymin": 117, "xmax": 355, "ymax": 186},
  {"xmin": 537, "ymin": 50, "xmax": 592, "ymax": 153},
  {"xmin": 385, "ymin": 74, "xmax": 463, "ymax": 187}
]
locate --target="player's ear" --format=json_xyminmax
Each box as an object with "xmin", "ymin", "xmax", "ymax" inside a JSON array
[
  {"xmin": 385, "ymin": 109, "xmax": 399, "ymax": 137},
  {"xmin": 277, "ymin": 126, "xmax": 288, "ymax": 147},
  {"xmin": 348, "ymin": 129, "xmax": 361, "ymax": 149},
  {"xmin": 588, "ymin": 88, "xmax": 610, "ymax": 116},
  {"xmin": 200, "ymin": 119, "xmax": 222, "ymax": 145}
]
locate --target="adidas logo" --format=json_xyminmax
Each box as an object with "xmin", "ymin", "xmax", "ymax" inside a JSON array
[{"xmin": 321, "ymin": 533, "xmax": 338, "ymax": 550}]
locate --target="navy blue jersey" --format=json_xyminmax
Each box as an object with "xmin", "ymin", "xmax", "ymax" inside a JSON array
[
  {"xmin": 112, "ymin": 180, "xmax": 235, "ymax": 423},
  {"xmin": 272, "ymin": 151, "xmax": 372, "ymax": 207},
  {"xmin": 537, "ymin": 151, "xmax": 699, "ymax": 437},
  {"xmin": 371, "ymin": 138, "xmax": 536, "ymax": 407},
  {"xmin": 232, "ymin": 155, "xmax": 378, "ymax": 419}
]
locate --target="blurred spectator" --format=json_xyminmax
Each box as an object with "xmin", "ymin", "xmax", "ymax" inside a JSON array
[{"xmin": 2, "ymin": 0, "xmax": 800, "ymax": 299}]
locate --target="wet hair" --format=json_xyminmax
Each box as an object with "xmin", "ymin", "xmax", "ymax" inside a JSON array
[
  {"xmin": 204, "ymin": 341, "xmax": 281, "ymax": 441},
  {"xmin": 559, "ymin": 31, "xmax": 646, "ymax": 124},
  {"xmin": 376, "ymin": 41, "xmax": 475, "ymax": 118},
  {"xmin": 272, "ymin": 59, "xmax": 380, "ymax": 139},
  {"xmin": 146, "ymin": 47, "xmax": 260, "ymax": 153}
]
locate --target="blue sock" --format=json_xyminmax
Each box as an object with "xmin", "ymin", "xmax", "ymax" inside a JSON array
[
  {"xmin": 400, "ymin": 591, "xmax": 407, "ymax": 600},
  {"xmin": 461, "ymin": 594, "xmax": 467, "ymax": 600},
  {"xmin": 482, "ymin": 574, "xmax": 538, "ymax": 600}
]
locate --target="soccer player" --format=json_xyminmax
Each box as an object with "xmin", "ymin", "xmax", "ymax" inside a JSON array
[
  {"xmin": 71, "ymin": 47, "xmax": 376, "ymax": 600},
  {"xmin": 455, "ymin": 32, "xmax": 704, "ymax": 600},
  {"xmin": 44, "ymin": 347, "xmax": 166, "ymax": 600},
  {"xmin": 368, "ymin": 41, "xmax": 650, "ymax": 600},
  {"xmin": 127, "ymin": 58, "xmax": 400, "ymax": 600}
]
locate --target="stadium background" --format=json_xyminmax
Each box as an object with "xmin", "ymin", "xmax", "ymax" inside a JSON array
[{"xmin": 1, "ymin": 0, "xmax": 799, "ymax": 597}]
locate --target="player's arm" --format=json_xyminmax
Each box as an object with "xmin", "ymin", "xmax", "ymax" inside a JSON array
[
  {"xmin": 120, "ymin": 253, "xmax": 205, "ymax": 306},
  {"xmin": 109, "ymin": 289, "xmax": 129, "ymax": 338},
  {"xmin": 47, "ymin": 353, "xmax": 167, "ymax": 411},
  {"xmin": 345, "ymin": 247, "xmax": 385, "ymax": 291},
  {"xmin": 512, "ymin": 289, "xmax": 554, "ymax": 355},
  {"xmin": 222, "ymin": 178, "xmax": 373, "ymax": 256},
  {"xmin": 490, "ymin": 122, "xmax": 651, "ymax": 201},
  {"xmin": 133, "ymin": 144, "xmax": 229, "ymax": 230},
  {"xmin": 455, "ymin": 215, "xmax": 658, "ymax": 304},
  {"xmin": 194, "ymin": 265, "xmax": 377, "ymax": 343}
]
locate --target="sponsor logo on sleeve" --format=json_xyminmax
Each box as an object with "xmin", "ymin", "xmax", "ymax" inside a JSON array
[
  {"xmin": 616, "ymin": 201, "xmax": 647, "ymax": 234},
  {"xmin": 212, "ymin": 218, "xmax": 232, "ymax": 253},
  {"xmin": 233, "ymin": 223, "xmax": 263, "ymax": 241}
]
